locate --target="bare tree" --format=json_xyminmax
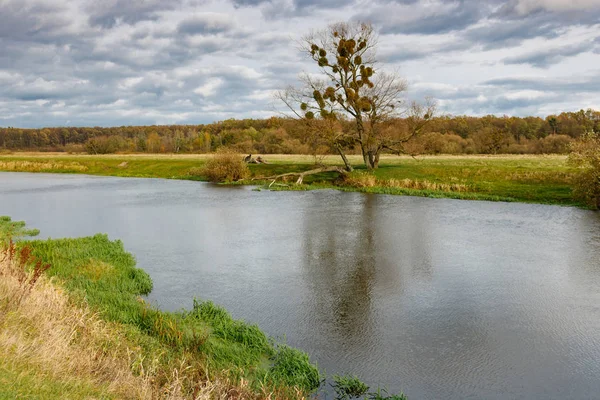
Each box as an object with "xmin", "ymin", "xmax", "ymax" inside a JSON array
[{"xmin": 279, "ymin": 21, "xmax": 435, "ymax": 170}]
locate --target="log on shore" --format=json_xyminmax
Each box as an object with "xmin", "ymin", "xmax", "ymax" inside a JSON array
[{"xmin": 252, "ymin": 166, "xmax": 347, "ymax": 185}]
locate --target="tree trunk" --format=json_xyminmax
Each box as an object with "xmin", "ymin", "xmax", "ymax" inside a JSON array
[
  {"xmin": 335, "ymin": 143, "xmax": 353, "ymax": 172},
  {"xmin": 367, "ymin": 151, "xmax": 375, "ymax": 170},
  {"xmin": 355, "ymin": 116, "xmax": 370, "ymax": 169}
]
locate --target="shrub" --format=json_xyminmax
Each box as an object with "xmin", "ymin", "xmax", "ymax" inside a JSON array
[
  {"xmin": 201, "ymin": 148, "xmax": 250, "ymax": 182},
  {"xmin": 568, "ymin": 132, "xmax": 600, "ymax": 208},
  {"xmin": 536, "ymin": 134, "xmax": 573, "ymax": 154},
  {"xmin": 341, "ymin": 171, "xmax": 377, "ymax": 188}
]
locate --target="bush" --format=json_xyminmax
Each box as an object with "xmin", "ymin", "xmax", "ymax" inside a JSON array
[
  {"xmin": 568, "ymin": 132, "xmax": 600, "ymax": 208},
  {"xmin": 536, "ymin": 134, "xmax": 573, "ymax": 154},
  {"xmin": 201, "ymin": 148, "xmax": 250, "ymax": 182},
  {"xmin": 341, "ymin": 171, "xmax": 377, "ymax": 188}
]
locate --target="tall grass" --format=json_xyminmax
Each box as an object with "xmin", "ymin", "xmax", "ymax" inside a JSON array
[
  {"xmin": 0, "ymin": 160, "xmax": 88, "ymax": 172},
  {"xmin": 0, "ymin": 236, "xmax": 157, "ymax": 398},
  {"xmin": 0, "ymin": 217, "xmax": 321, "ymax": 399},
  {"xmin": 341, "ymin": 171, "xmax": 469, "ymax": 192}
]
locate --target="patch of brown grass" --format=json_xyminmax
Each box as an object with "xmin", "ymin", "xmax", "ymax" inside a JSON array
[
  {"xmin": 0, "ymin": 160, "xmax": 88, "ymax": 172},
  {"xmin": 382, "ymin": 178, "xmax": 469, "ymax": 192},
  {"xmin": 0, "ymin": 243, "xmax": 156, "ymax": 399},
  {"xmin": 341, "ymin": 172, "xmax": 469, "ymax": 193},
  {"xmin": 0, "ymin": 243, "xmax": 273, "ymax": 399},
  {"xmin": 341, "ymin": 171, "xmax": 378, "ymax": 188}
]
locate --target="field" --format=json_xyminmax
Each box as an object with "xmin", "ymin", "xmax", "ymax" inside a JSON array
[{"xmin": 0, "ymin": 153, "xmax": 579, "ymax": 207}]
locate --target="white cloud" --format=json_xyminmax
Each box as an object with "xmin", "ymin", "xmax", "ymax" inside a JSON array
[
  {"xmin": 194, "ymin": 78, "xmax": 225, "ymax": 97},
  {"xmin": 504, "ymin": 90, "xmax": 547, "ymax": 100}
]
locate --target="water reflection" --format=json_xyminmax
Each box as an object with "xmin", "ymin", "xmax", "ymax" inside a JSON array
[{"xmin": 301, "ymin": 194, "xmax": 378, "ymax": 344}]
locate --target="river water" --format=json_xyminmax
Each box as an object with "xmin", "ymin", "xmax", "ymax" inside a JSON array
[{"xmin": 1, "ymin": 172, "xmax": 600, "ymax": 399}]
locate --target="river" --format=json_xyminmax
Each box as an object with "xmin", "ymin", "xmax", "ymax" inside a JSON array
[{"xmin": 1, "ymin": 172, "xmax": 600, "ymax": 399}]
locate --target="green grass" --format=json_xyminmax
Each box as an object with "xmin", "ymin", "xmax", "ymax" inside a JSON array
[
  {"xmin": 0, "ymin": 153, "xmax": 581, "ymax": 206},
  {"xmin": 331, "ymin": 374, "xmax": 370, "ymax": 399},
  {"xmin": 0, "ymin": 216, "xmax": 321, "ymax": 397},
  {"xmin": 369, "ymin": 155, "xmax": 575, "ymax": 205}
]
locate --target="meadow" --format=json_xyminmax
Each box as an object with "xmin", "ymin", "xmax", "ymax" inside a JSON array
[{"xmin": 0, "ymin": 152, "xmax": 579, "ymax": 207}]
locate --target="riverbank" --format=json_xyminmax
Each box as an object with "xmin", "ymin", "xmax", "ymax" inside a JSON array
[
  {"xmin": 0, "ymin": 216, "xmax": 320, "ymax": 399},
  {"xmin": 0, "ymin": 153, "xmax": 579, "ymax": 207}
]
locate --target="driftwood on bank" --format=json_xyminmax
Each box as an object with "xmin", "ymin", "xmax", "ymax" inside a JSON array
[{"xmin": 252, "ymin": 166, "xmax": 348, "ymax": 185}]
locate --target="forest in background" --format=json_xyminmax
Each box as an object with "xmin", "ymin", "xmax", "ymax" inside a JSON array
[{"xmin": 2, "ymin": 109, "xmax": 599, "ymax": 156}]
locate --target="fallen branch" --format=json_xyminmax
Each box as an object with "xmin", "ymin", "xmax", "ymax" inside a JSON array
[{"xmin": 253, "ymin": 166, "xmax": 347, "ymax": 185}]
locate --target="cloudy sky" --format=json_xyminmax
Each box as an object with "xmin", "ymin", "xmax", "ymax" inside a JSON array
[{"xmin": 1, "ymin": 0, "xmax": 599, "ymax": 128}]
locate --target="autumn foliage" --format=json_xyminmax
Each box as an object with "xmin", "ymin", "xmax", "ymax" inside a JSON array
[{"xmin": 0, "ymin": 110, "xmax": 599, "ymax": 156}]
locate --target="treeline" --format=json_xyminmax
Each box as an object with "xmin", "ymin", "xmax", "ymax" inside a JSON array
[{"xmin": 1, "ymin": 109, "xmax": 599, "ymax": 155}]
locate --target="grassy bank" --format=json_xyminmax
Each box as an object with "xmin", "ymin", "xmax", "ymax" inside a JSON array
[
  {"xmin": 0, "ymin": 216, "xmax": 320, "ymax": 399},
  {"xmin": 0, "ymin": 153, "xmax": 579, "ymax": 207}
]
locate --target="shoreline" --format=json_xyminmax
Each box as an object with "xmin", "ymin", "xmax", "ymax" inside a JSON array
[
  {"xmin": 0, "ymin": 153, "xmax": 584, "ymax": 208},
  {"xmin": 0, "ymin": 216, "xmax": 322, "ymax": 399}
]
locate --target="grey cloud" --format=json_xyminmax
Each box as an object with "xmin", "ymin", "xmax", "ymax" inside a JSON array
[
  {"xmin": 233, "ymin": 0, "xmax": 350, "ymax": 8},
  {"xmin": 232, "ymin": 0, "xmax": 266, "ymax": 6},
  {"xmin": 358, "ymin": 0, "xmax": 505, "ymax": 36},
  {"xmin": 463, "ymin": 20, "xmax": 555, "ymax": 49},
  {"xmin": 234, "ymin": 0, "xmax": 353, "ymax": 18},
  {"xmin": 0, "ymin": 1, "xmax": 82, "ymax": 45},
  {"xmin": 463, "ymin": 1, "xmax": 600, "ymax": 50},
  {"xmin": 382, "ymin": 48, "xmax": 428, "ymax": 62},
  {"xmin": 493, "ymin": 0, "xmax": 600, "ymax": 19},
  {"xmin": 381, "ymin": 39, "xmax": 473, "ymax": 63},
  {"xmin": 84, "ymin": 0, "xmax": 178, "ymax": 28},
  {"xmin": 177, "ymin": 15, "xmax": 234, "ymax": 35},
  {"xmin": 483, "ymin": 75, "xmax": 600, "ymax": 93},
  {"xmin": 504, "ymin": 42, "xmax": 596, "ymax": 68},
  {"xmin": 376, "ymin": 3, "xmax": 484, "ymax": 35}
]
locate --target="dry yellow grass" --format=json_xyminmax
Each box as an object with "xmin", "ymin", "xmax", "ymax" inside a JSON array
[
  {"xmin": 0, "ymin": 160, "xmax": 88, "ymax": 172},
  {"xmin": 0, "ymin": 245, "xmax": 156, "ymax": 399},
  {"xmin": 0, "ymin": 244, "xmax": 273, "ymax": 400},
  {"xmin": 383, "ymin": 178, "xmax": 469, "ymax": 192},
  {"xmin": 342, "ymin": 172, "xmax": 469, "ymax": 192}
]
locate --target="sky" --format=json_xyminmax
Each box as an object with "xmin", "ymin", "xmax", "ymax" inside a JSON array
[{"xmin": 0, "ymin": 0, "xmax": 599, "ymax": 128}]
